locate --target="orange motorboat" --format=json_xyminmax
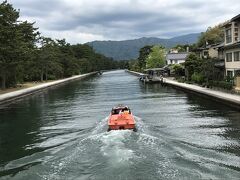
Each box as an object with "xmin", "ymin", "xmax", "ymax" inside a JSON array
[{"xmin": 108, "ymin": 105, "xmax": 136, "ymax": 131}]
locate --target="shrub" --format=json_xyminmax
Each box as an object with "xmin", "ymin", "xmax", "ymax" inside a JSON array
[
  {"xmin": 176, "ymin": 76, "xmax": 185, "ymax": 83},
  {"xmin": 209, "ymin": 80, "xmax": 233, "ymax": 90},
  {"xmin": 191, "ymin": 72, "xmax": 204, "ymax": 84},
  {"xmin": 172, "ymin": 64, "xmax": 185, "ymax": 76}
]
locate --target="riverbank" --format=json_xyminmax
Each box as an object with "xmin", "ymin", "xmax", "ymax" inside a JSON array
[
  {"xmin": 0, "ymin": 81, "xmax": 57, "ymax": 95},
  {"xmin": 126, "ymin": 70, "xmax": 240, "ymax": 109},
  {"xmin": 0, "ymin": 72, "xmax": 97, "ymax": 105}
]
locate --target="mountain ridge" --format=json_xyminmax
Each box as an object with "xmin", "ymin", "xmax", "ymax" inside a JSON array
[{"xmin": 87, "ymin": 33, "xmax": 200, "ymax": 60}]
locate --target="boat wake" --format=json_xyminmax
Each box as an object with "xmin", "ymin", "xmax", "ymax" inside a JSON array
[
  {"xmin": 19, "ymin": 116, "xmax": 179, "ymax": 180},
  {"xmin": 56, "ymin": 116, "xmax": 178, "ymax": 179}
]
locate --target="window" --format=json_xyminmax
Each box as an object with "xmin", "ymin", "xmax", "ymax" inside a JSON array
[
  {"xmin": 227, "ymin": 70, "xmax": 233, "ymax": 78},
  {"xmin": 234, "ymin": 51, "xmax": 240, "ymax": 61},
  {"xmin": 234, "ymin": 27, "xmax": 239, "ymax": 41},
  {"xmin": 226, "ymin": 52, "xmax": 232, "ymax": 62},
  {"xmin": 225, "ymin": 28, "xmax": 232, "ymax": 43},
  {"xmin": 234, "ymin": 70, "xmax": 240, "ymax": 77}
]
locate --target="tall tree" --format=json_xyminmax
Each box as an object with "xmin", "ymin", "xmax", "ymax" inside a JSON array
[
  {"xmin": 0, "ymin": 1, "xmax": 20, "ymax": 89},
  {"xmin": 56, "ymin": 39, "xmax": 80, "ymax": 77},
  {"xmin": 0, "ymin": 1, "xmax": 119, "ymax": 88},
  {"xmin": 37, "ymin": 37, "xmax": 63, "ymax": 81},
  {"xmin": 0, "ymin": 1, "xmax": 38, "ymax": 89},
  {"xmin": 138, "ymin": 45, "xmax": 153, "ymax": 70},
  {"xmin": 197, "ymin": 24, "xmax": 224, "ymax": 47},
  {"xmin": 184, "ymin": 53, "xmax": 203, "ymax": 81},
  {"xmin": 17, "ymin": 21, "xmax": 39, "ymax": 82},
  {"xmin": 146, "ymin": 45, "xmax": 166, "ymax": 68}
]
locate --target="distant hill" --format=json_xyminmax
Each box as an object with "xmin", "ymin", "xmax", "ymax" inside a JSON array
[{"xmin": 86, "ymin": 33, "xmax": 200, "ymax": 60}]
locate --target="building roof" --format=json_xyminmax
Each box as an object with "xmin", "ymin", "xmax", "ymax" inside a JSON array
[
  {"xmin": 196, "ymin": 43, "xmax": 224, "ymax": 51},
  {"xmin": 232, "ymin": 14, "xmax": 240, "ymax": 21},
  {"xmin": 166, "ymin": 52, "xmax": 188, "ymax": 60},
  {"xmin": 213, "ymin": 42, "xmax": 224, "ymax": 48},
  {"xmin": 224, "ymin": 42, "xmax": 240, "ymax": 50},
  {"xmin": 223, "ymin": 14, "xmax": 240, "ymax": 27}
]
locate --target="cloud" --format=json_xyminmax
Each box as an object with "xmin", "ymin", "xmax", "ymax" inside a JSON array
[{"xmin": 9, "ymin": 0, "xmax": 240, "ymax": 43}]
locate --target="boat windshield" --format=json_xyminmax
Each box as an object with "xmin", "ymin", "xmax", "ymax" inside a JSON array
[
  {"xmin": 111, "ymin": 106, "xmax": 131, "ymax": 115},
  {"xmin": 111, "ymin": 108, "xmax": 120, "ymax": 115}
]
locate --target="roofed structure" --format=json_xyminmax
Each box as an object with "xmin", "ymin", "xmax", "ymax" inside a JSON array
[{"xmin": 166, "ymin": 52, "xmax": 188, "ymax": 65}]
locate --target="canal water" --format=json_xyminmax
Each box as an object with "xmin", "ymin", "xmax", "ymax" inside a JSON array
[{"xmin": 0, "ymin": 70, "xmax": 240, "ymax": 179}]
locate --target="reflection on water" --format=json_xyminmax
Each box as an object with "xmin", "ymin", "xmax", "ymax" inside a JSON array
[{"xmin": 0, "ymin": 70, "xmax": 240, "ymax": 179}]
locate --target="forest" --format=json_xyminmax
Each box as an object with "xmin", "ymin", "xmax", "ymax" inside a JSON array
[{"xmin": 0, "ymin": 1, "xmax": 118, "ymax": 89}]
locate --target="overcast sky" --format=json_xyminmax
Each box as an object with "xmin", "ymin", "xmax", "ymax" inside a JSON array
[{"xmin": 9, "ymin": 0, "xmax": 240, "ymax": 44}]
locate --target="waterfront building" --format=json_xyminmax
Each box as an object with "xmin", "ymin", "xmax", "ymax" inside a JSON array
[
  {"xmin": 166, "ymin": 52, "xmax": 189, "ymax": 65},
  {"xmin": 223, "ymin": 14, "xmax": 240, "ymax": 78}
]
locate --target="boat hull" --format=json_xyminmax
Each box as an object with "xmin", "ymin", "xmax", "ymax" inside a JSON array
[
  {"xmin": 108, "ymin": 124, "xmax": 135, "ymax": 131},
  {"xmin": 108, "ymin": 113, "xmax": 136, "ymax": 131}
]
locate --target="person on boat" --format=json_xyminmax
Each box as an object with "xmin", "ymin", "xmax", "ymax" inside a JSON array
[
  {"xmin": 111, "ymin": 108, "xmax": 119, "ymax": 115},
  {"xmin": 121, "ymin": 107, "xmax": 130, "ymax": 114}
]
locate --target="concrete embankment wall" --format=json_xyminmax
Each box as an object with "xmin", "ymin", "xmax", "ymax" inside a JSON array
[
  {"xmin": 126, "ymin": 70, "xmax": 144, "ymax": 76},
  {"xmin": 0, "ymin": 72, "xmax": 97, "ymax": 105},
  {"xmin": 126, "ymin": 70, "xmax": 240, "ymax": 109}
]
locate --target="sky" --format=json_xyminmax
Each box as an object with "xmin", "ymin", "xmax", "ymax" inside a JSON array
[{"xmin": 9, "ymin": 0, "xmax": 240, "ymax": 44}]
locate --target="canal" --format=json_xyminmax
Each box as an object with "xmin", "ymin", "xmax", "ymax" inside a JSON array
[{"xmin": 0, "ymin": 70, "xmax": 240, "ymax": 179}]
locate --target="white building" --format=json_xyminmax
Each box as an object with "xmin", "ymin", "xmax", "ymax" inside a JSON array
[
  {"xmin": 223, "ymin": 14, "xmax": 240, "ymax": 78},
  {"xmin": 166, "ymin": 52, "xmax": 188, "ymax": 65}
]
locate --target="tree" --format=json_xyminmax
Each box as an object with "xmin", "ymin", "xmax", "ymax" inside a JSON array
[
  {"xmin": 172, "ymin": 64, "xmax": 185, "ymax": 76},
  {"xmin": 17, "ymin": 21, "xmax": 39, "ymax": 82},
  {"xmin": 0, "ymin": 1, "xmax": 20, "ymax": 89},
  {"xmin": 37, "ymin": 37, "xmax": 63, "ymax": 81},
  {"xmin": 197, "ymin": 24, "xmax": 224, "ymax": 47},
  {"xmin": 184, "ymin": 53, "xmax": 203, "ymax": 81},
  {"xmin": 146, "ymin": 45, "xmax": 166, "ymax": 68},
  {"xmin": 0, "ymin": 1, "xmax": 38, "ymax": 89},
  {"xmin": 117, "ymin": 60, "xmax": 130, "ymax": 69},
  {"xmin": 0, "ymin": 1, "xmax": 119, "ymax": 88},
  {"xmin": 172, "ymin": 44, "xmax": 197, "ymax": 52},
  {"xmin": 56, "ymin": 39, "xmax": 80, "ymax": 77},
  {"xmin": 71, "ymin": 44, "xmax": 117, "ymax": 73},
  {"xmin": 138, "ymin": 45, "xmax": 153, "ymax": 70}
]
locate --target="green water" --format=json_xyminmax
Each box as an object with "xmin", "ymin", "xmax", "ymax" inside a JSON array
[{"xmin": 0, "ymin": 70, "xmax": 240, "ymax": 179}]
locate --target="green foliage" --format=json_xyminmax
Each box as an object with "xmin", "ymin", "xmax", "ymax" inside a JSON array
[
  {"xmin": 201, "ymin": 58, "xmax": 224, "ymax": 82},
  {"xmin": 184, "ymin": 53, "xmax": 227, "ymax": 87},
  {"xmin": 128, "ymin": 45, "xmax": 166, "ymax": 71},
  {"xmin": 128, "ymin": 60, "xmax": 141, "ymax": 72},
  {"xmin": 0, "ymin": 1, "xmax": 39, "ymax": 88},
  {"xmin": 191, "ymin": 72, "xmax": 204, "ymax": 84},
  {"xmin": 172, "ymin": 64, "xmax": 185, "ymax": 76},
  {"xmin": 0, "ymin": 1, "xmax": 118, "ymax": 89},
  {"xmin": 197, "ymin": 24, "xmax": 224, "ymax": 47},
  {"xmin": 117, "ymin": 60, "xmax": 130, "ymax": 69},
  {"xmin": 146, "ymin": 45, "xmax": 166, "ymax": 68},
  {"xmin": 209, "ymin": 80, "xmax": 233, "ymax": 90},
  {"xmin": 172, "ymin": 44, "xmax": 197, "ymax": 52},
  {"xmin": 184, "ymin": 53, "xmax": 202, "ymax": 81},
  {"xmin": 138, "ymin": 45, "xmax": 153, "ymax": 70}
]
